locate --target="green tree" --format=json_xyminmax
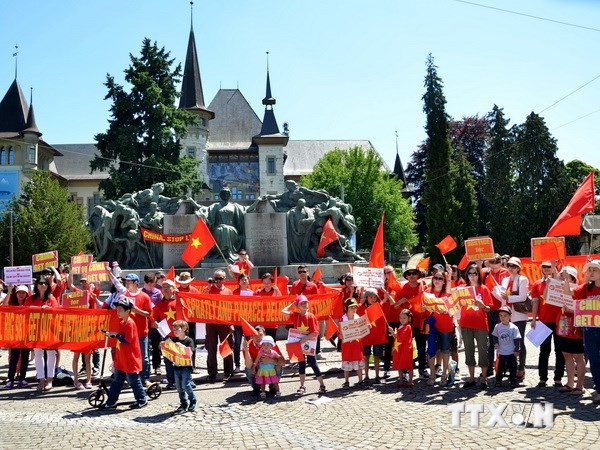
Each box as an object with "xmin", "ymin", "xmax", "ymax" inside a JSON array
[
  {"xmin": 405, "ymin": 143, "xmax": 427, "ymax": 250},
  {"xmin": 90, "ymin": 38, "xmax": 202, "ymax": 199},
  {"xmin": 0, "ymin": 171, "xmax": 91, "ymax": 267},
  {"xmin": 484, "ymin": 105, "xmax": 514, "ymax": 252},
  {"xmin": 453, "ymin": 147, "xmax": 479, "ymax": 245},
  {"xmin": 301, "ymin": 146, "xmax": 417, "ymax": 254},
  {"xmin": 508, "ymin": 112, "xmax": 570, "ymax": 255},
  {"xmin": 421, "ymin": 54, "xmax": 461, "ymax": 259}
]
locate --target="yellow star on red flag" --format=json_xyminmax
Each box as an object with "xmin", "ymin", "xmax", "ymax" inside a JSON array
[{"xmin": 165, "ymin": 308, "xmax": 176, "ymax": 321}]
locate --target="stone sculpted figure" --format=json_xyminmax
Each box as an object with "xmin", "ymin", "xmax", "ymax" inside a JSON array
[
  {"xmin": 205, "ymin": 187, "xmax": 247, "ymax": 262},
  {"xmin": 286, "ymin": 198, "xmax": 315, "ymax": 263},
  {"xmin": 141, "ymin": 202, "xmax": 164, "ymax": 267}
]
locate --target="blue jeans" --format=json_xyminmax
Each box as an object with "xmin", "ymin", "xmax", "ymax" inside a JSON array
[
  {"xmin": 173, "ymin": 366, "xmax": 196, "ymax": 406},
  {"xmin": 164, "ymin": 357, "xmax": 175, "ymax": 385},
  {"xmin": 106, "ymin": 369, "xmax": 147, "ymax": 406},
  {"xmin": 245, "ymin": 366, "xmax": 283, "ymax": 390},
  {"xmin": 584, "ymin": 327, "xmax": 600, "ymax": 389},
  {"xmin": 139, "ymin": 336, "xmax": 149, "ymax": 381}
]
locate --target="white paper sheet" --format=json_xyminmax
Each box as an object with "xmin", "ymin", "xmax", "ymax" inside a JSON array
[{"xmin": 526, "ymin": 321, "xmax": 552, "ymax": 348}]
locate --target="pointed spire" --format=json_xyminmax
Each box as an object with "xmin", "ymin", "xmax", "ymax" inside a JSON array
[
  {"xmin": 262, "ymin": 52, "xmax": 275, "ymax": 106},
  {"xmin": 258, "ymin": 52, "xmax": 280, "ymax": 135},
  {"xmin": 23, "ymin": 87, "xmax": 41, "ymax": 136},
  {"xmin": 0, "ymin": 79, "xmax": 28, "ymax": 133},
  {"xmin": 178, "ymin": 3, "xmax": 215, "ymax": 119},
  {"xmin": 13, "ymin": 44, "xmax": 19, "ymax": 80},
  {"xmin": 392, "ymin": 131, "xmax": 407, "ymax": 182}
]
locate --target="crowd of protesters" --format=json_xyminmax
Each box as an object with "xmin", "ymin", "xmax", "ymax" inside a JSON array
[{"xmin": 2, "ymin": 251, "xmax": 600, "ymax": 412}]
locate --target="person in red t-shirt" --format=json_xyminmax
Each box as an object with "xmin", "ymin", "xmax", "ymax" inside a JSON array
[
  {"xmin": 340, "ymin": 299, "xmax": 368, "ymax": 390},
  {"xmin": 100, "ymin": 297, "xmax": 148, "ymax": 410},
  {"xmin": 460, "ymin": 264, "xmax": 493, "ymax": 390},
  {"xmin": 289, "ymin": 265, "xmax": 322, "ymax": 359},
  {"xmin": 242, "ymin": 325, "xmax": 285, "ymax": 394},
  {"xmin": 481, "ymin": 254, "xmax": 510, "ymax": 377},
  {"xmin": 228, "ymin": 249, "xmax": 254, "ymax": 278},
  {"xmin": 25, "ymin": 276, "xmax": 60, "ymax": 392},
  {"xmin": 530, "ymin": 261, "xmax": 564, "ymax": 387},
  {"xmin": 426, "ymin": 266, "xmax": 453, "ymax": 387},
  {"xmin": 282, "ymin": 295, "xmax": 327, "ymax": 395},
  {"xmin": 205, "ymin": 269, "xmax": 235, "ymax": 382},
  {"xmin": 380, "ymin": 266, "xmax": 401, "ymax": 377},
  {"xmin": 151, "ymin": 279, "xmax": 178, "ymax": 387},
  {"xmin": 123, "ymin": 273, "xmax": 153, "ymax": 385},
  {"xmin": 358, "ymin": 288, "xmax": 389, "ymax": 383}
]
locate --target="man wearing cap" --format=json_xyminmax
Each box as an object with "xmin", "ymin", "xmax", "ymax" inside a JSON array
[
  {"xmin": 123, "ymin": 273, "xmax": 153, "ymax": 385},
  {"xmin": 151, "ymin": 279, "xmax": 179, "ymax": 386},
  {"xmin": 205, "ymin": 269, "xmax": 235, "ymax": 382},
  {"xmin": 481, "ymin": 254, "xmax": 510, "ymax": 377},
  {"xmin": 531, "ymin": 261, "xmax": 564, "ymax": 387}
]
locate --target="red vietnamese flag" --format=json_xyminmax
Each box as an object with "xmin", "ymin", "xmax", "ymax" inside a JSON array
[
  {"xmin": 165, "ymin": 265, "xmax": 175, "ymax": 281},
  {"xmin": 239, "ymin": 316, "xmax": 258, "ymax": 336},
  {"xmin": 325, "ymin": 316, "xmax": 339, "ymax": 340},
  {"xmin": 285, "ymin": 342, "xmax": 305, "ymax": 363},
  {"xmin": 457, "ymin": 254, "xmax": 470, "ymax": 271},
  {"xmin": 317, "ymin": 218, "xmax": 338, "ymax": 257},
  {"xmin": 181, "ymin": 218, "xmax": 217, "ymax": 268},
  {"xmin": 219, "ymin": 338, "xmax": 233, "ymax": 359},
  {"xmin": 369, "ymin": 212, "xmax": 385, "ymax": 268},
  {"xmin": 547, "ymin": 171, "xmax": 596, "ymax": 236},
  {"xmin": 435, "ymin": 235, "xmax": 457, "ymax": 255},
  {"xmin": 312, "ymin": 266, "xmax": 323, "ymax": 282},
  {"xmin": 366, "ymin": 302, "xmax": 385, "ymax": 325}
]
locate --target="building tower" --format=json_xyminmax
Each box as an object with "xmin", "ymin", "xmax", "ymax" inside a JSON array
[
  {"xmin": 252, "ymin": 54, "xmax": 288, "ymax": 196},
  {"xmin": 178, "ymin": 2, "xmax": 214, "ymax": 187}
]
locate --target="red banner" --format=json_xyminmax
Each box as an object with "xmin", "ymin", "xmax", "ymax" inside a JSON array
[
  {"xmin": 531, "ymin": 237, "xmax": 566, "ymax": 262},
  {"xmin": 140, "ymin": 227, "xmax": 191, "ymax": 244},
  {"xmin": 0, "ymin": 307, "xmax": 118, "ymax": 352},
  {"xmin": 177, "ymin": 292, "xmax": 337, "ymax": 327},
  {"xmin": 519, "ymin": 255, "xmax": 600, "ymax": 283}
]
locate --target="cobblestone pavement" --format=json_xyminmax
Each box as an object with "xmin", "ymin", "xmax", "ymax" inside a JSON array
[{"xmin": 1, "ymin": 323, "xmax": 599, "ymax": 450}]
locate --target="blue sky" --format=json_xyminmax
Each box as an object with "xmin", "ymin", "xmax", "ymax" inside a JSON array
[{"xmin": 3, "ymin": 0, "xmax": 600, "ymax": 172}]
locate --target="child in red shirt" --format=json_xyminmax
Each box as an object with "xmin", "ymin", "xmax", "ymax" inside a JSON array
[
  {"xmin": 393, "ymin": 309, "xmax": 414, "ymax": 387},
  {"xmin": 340, "ymin": 299, "xmax": 368, "ymax": 390},
  {"xmin": 100, "ymin": 297, "xmax": 148, "ymax": 410}
]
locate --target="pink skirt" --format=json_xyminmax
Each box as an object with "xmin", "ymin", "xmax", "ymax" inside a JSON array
[{"xmin": 256, "ymin": 374, "xmax": 279, "ymax": 384}]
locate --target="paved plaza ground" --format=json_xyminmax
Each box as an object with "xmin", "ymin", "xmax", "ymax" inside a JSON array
[{"xmin": 1, "ymin": 323, "xmax": 599, "ymax": 450}]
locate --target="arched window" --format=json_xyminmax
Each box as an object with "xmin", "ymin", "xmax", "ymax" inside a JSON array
[
  {"xmin": 8, "ymin": 147, "xmax": 14, "ymax": 165},
  {"xmin": 0, "ymin": 147, "xmax": 5, "ymax": 165}
]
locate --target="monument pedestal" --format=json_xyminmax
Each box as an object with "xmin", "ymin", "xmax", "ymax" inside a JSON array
[{"xmin": 244, "ymin": 202, "xmax": 288, "ymax": 266}]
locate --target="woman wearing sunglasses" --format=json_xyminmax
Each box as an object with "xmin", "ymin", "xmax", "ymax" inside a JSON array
[
  {"xmin": 459, "ymin": 264, "xmax": 493, "ymax": 389},
  {"xmin": 24, "ymin": 276, "xmax": 60, "ymax": 392}
]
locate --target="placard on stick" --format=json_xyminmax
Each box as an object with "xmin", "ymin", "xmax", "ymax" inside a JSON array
[
  {"xmin": 70, "ymin": 254, "xmax": 93, "ymax": 275},
  {"xmin": 62, "ymin": 290, "xmax": 89, "ymax": 308},
  {"xmin": 353, "ymin": 267, "xmax": 384, "ymax": 289},
  {"xmin": 3, "ymin": 265, "xmax": 33, "ymax": 285},
  {"xmin": 531, "ymin": 237, "xmax": 566, "ymax": 262},
  {"xmin": 464, "ymin": 237, "xmax": 495, "ymax": 261},
  {"xmin": 32, "ymin": 251, "xmax": 58, "ymax": 272}
]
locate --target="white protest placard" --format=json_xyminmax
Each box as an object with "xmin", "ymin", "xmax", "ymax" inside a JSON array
[
  {"xmin": 287, "ymin": 328, "xmax": 317, "ymax": 356},
  {"xmin": 3, "ymin": 265, "xmax": 33, "ymax": 285},
  {"xmin": 353, "ymin": 267, "xmax": 384, "ymax": 289},
  {"xmin": 157, "ymin": 319, "xmax": 171, "ymax": 338},
  {"xmin": 526, "ymin": 321, "xmax": 552, "ymax": 348},
  {"xmin": 544, "ymin": 278, "xmax": 575, "ymax": 310},
  {"xmin": 339, "ymin": 315, "xmax": 370, "ymax": 342}
]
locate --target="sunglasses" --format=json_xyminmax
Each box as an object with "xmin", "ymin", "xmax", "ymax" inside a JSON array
[
  {"xmin": 239, "ymin": 253, "xmax": 247, "ymax": 256},
  {"xmin": 467, "ymin": 272, "xmax": 478, "ymax": 276},
  {"xmin": 406, "ymin": 272, "xmax": 419, "ymax": 276},
  {"xmin": 298, "ymin": 270, "xmax": 308, "ymax": 274},
  {"xmin": 214, "ymin": 277, "xmax": 224, "ymax": 281},
  {"xmin": 37, "ymin": 282, "xmax": 49, "ymax": 286},
  {"xmin": 432, "ymin": 276, "xmax": 445, "ymax": 281},
  {"xmin": 507, "ymin": 264, "xmax": 519, "ymax": 268},
  {"xmin": 541, "ymin": 265, "xmax": 552, "ymax": 269}
]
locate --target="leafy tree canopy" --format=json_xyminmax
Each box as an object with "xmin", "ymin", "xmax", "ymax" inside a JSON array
[
  {"xmin": 302, "ymin": 146, "xmax": 417, "ymax": 254},
  {"xmin": 0, "ymin": 171, "xmax": 91, "ymax": 267},
  {"xmin": 90, "ymin": 38, "xmax": 203, "ymax": 199}
]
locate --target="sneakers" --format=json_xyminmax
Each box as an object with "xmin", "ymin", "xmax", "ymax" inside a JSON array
[
  {"xmin": 77, "ymin": 368, "xmax": 86, "ymax": 376},
  {"xmin": 18, "ymin": 380, "xmax": 28, "ymax": 388},
  {"xmin": 4, "ymin": 381, "xmax": 13, "ymax": 389},
  {"xmin": 188, "ymin": 401, "xmax": 197, "ymax": 412},
  {"xmin": 129, "ymin": 400, "xmax": 149, "ymax": 409},
  {"xmin": 382, "ymin": 371, "xmax": 390, "ymax": 379},
  {"xmin": 92, "ymin": 368, "xmax": 100, "ymax": 377},
  {"xmin": 75, "ymin": 382, "xmax": 85, "ymax": 390},
  {"xmin": 233, "ymin": 366, "xmax": 241, "ymax": 374},
  {"xmin": 84, "ymin": 382, "xmax": 93, "ymax": 389},
  {"xmin": 99, "ymin": 403, "xmax": 117, "ymax": 410},
  {"xmin": 174, "ymin": 404, "xmax": 188, "ymax": 414},
  {"xmin": 316, "ymin": 354, "xmax": 326, "ymax": 361},
  {"xmin": 274, "ymin": 391, "xmax": 281, "ymax": 398}
]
